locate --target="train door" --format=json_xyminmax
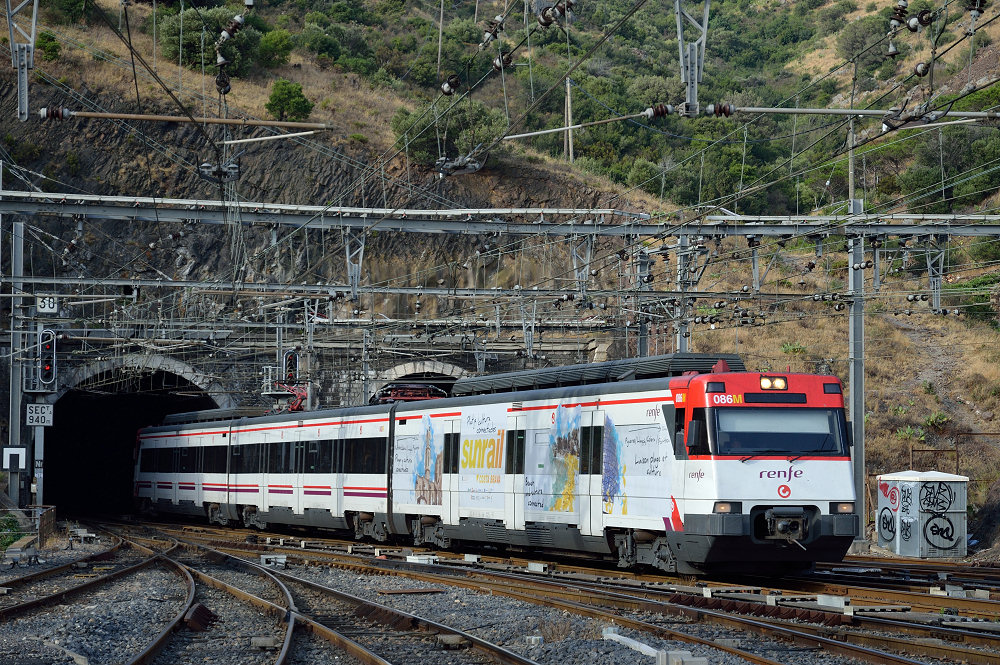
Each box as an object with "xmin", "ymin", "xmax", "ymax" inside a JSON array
[
  {"xmin": 504, "ymin": 415, "xmax": 526, "ymax": 531},
  {"xmin": 225, "ymin": 421, "xmax": 241, "ymax": 519},
  {"xmin": 168, "ymin": 447, "xmax": 180, "ymax": 505},
  {"xmin": 444, "ymin": 418, "xmax": 461, "ymax": 526},
  {"xmin": 583, "ymin": 410, "xmax": 604, "ymax": 537},
  {"xmin": 293, "ymin": 430, "xmax": 307, "ymax": 515},
  {"xmin": 329, "ymin": 423, "xmax": 343, "ymax": 519}
]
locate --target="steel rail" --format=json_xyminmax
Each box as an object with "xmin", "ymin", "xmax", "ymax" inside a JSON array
[
  {"xmin": 166, "ymin": 532, "xmax": 543, "ymax": 665},
  {"xmin": 182, "ymin": 564, "xmax": 297, "ymax": 665},
  {"xmin": 776, "ymin": 577, "xmax": 1000, "ymax": 620},
  {"xmin": 0, "ymin": 555, "xmax": 163, "ymax": 621},
  {"xmin": 390, "ymin": 567, "xmax": 935, "ymax": 665},
  {"xmin": 103, "ymin": 530, "xmax": 199, "ymax": 665},
  {"xmin": 192, "ymin": 538, "xmax": 959, "ymax": 665},
  {"xmin": 0, "ymin": 534, "xmax": 123, "ymax": 591},
  {"xmin": 195, "ymin": 541, "xmax": 785, "ymax": 665},
  {"xmin": 175, "ymin": 540, "xmax": 298, "ymax": 665},
  {"xmin": 748, "ymin": 615, "xmax": 1000, "ymax": 665},
  {"xmin": 274, "ymin": 569, "xmax": 544, "ymax": 665}
]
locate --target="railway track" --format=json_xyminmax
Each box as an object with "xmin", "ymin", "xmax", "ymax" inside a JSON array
[
  {"xmin": 136, "ymin": 521, "xmax": 1000, "ymax": 665},
  {"xmin": 112, "ymin": 524, "xmax": 546, "ymax": 665},
  {"xmin": 0, "ymin": 529, "xmax": 194, "ymax": 665}
]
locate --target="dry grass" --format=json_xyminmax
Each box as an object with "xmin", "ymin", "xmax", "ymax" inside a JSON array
[
  {"xmin": 40, "ymin": 0, "xmax": 405, "ymax": 148},
  {"xmin": 687, "ymin": 238, "xmax": 1000, "ymax": 521}
]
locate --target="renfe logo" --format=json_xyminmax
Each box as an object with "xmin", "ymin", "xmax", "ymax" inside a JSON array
[
  {"xmin": 688, "ymin": 469, "xmax": 705, "ymax": 482},
  {"xmin": 760, "ymin": 466, "xmax": 804, "ymax": 480}
]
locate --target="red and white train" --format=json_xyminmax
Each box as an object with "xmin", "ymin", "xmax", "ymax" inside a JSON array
[{"xmin": 134, "ymin": 353, "xmax": 858, "ymax": 574}]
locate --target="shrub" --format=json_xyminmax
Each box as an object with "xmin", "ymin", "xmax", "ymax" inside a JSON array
[
  {"xmin": 36, "ymin": 32, "xmax": 61, "ymax": 61},
  {"xmin": 258, "ymin": 28, "xmax": 293, "ymax": 68}
]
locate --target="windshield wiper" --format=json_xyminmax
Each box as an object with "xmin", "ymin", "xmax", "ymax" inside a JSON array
[{"xmin": 736, "ymin": 449, "xmax": 799, "ymax": 463}]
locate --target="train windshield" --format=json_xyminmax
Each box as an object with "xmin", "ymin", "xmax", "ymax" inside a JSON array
[{"xmin": 711, "ymin": 407, "xmax": 848, "ymax": 456}]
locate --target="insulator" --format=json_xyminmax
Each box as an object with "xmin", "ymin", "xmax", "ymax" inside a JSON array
[
  {"xmin": 915, "ymin": 62, "xmax": 930, "ymax": 77},
  {"xmin": 907, "ymin": 294, "xmax": 916, "ymax": 301},
  {"xmin": 907, "ymin": 16, "xmax": 921, "ymax": 31},
  {"xmin": 865, "ymin": 259, "xmax": 873, "ymax": 268},
  {"xmin": 39, "ymin": 107, "xmax": 72, "ymax": 120},
  {"xmin": 918, "ymin": 8, "xmax": 934, "ymax": 24},
  {"xmin": 441, "ymin": 74, "xmax": 461, "ymax": 96},
  {"xmin": 887, "ymin": 40, "xmax": 900, "ymax": 57},
  {"xmin": 707, "ymin": 102, "xmax": 735, "ymax": 117},
  {"xmin": 905, "ymin": 309, "xmax": 912, "ymax": 315},
  {"xmin": 643, "ymin": 103, "xmax": 673, "ymax": 119},
  {"xmin": 834, "ymin": 302, "xmax": 845, "ymax": 311},
  {"xmin": 806, "ymin": 260, "xmax": 816, "ymax": 271},
  {"xmin": 220, "ymin": 15, "xmax": 245, "ymax": 42},
  {"xmin": 537, "ymin": 6, "xmax": 558, "ymax": 26},
  {"xmin": 968, "ymin": 0, "xmax": 984, "ymax": 18},
  {"xmin": 920, "ymin": 294, "xmax": 929, "ymax": 301},
  {"xmin": 492, "ymin": 52, "xmax": 513, "ymax": 72},
  {"xmin": 889, "ymin": 1, "xmax": 908, "ymax": 29},
  {"xmin": 741, "ymin": 285, "xmax": 750, "ymax": 292}
]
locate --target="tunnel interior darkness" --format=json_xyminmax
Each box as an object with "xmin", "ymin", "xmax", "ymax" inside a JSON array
[{"xmin": 45, "ymin": 370, "xmax": 217, "ymax": 515}]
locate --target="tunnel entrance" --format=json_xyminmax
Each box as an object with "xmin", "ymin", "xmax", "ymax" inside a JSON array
[{"xmin": 45, "ymin": 370, "xmax": 216, "ymax": 515}]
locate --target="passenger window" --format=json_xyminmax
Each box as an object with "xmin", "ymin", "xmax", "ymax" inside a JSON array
[
  {"xmin": 687, "ymin": 408, "xmax": 710, "ymax": 456},
  {"xmin": 579, "ymin": 426, "xmax": 603, "ymax": 474},
  {"xmin": 505, "ymin": 429, "xmax": 525, "ymax": 474}
]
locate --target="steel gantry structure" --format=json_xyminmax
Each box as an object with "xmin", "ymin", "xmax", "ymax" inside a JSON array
[{"xmin": 5, "ymin": 187, "xmax": 1000, "ymax": 527}]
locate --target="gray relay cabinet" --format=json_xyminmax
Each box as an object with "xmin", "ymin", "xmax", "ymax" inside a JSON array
[{"xmin": 876, "ymin": 470, "xmax": 968, "ymax": 558}]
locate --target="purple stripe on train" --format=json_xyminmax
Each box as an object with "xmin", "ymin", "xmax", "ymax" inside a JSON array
[
  {"xmin": 343, "ymin": 491, "xmax": 387, "ymax": 498},
  {"xmin": 304, "ymin": 490, "xmax": 333, "ymax": 496},
  {"xmin": 268, "ymin": 489, "xmax": 294, "ymax": 494}
]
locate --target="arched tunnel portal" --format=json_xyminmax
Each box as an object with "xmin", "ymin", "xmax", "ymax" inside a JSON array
[{"xmin": 40, "ymin": 355, "xmax": 227, "ymax": 515}]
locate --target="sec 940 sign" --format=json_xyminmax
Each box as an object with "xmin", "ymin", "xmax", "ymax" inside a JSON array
[{"xmin": 26, "ymin": 404, "xmax": 53, "ymax": 427}]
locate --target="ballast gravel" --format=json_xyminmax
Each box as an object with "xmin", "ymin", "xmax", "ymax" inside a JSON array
[
  {"xmin": 285, "ymin": 563, "xmax": 923, "ymax": 665},
  {"xmin": 0, "ymin": 535, "xmax": 109, "ymax": 584},
  {"xmin": 0, "ymin": 565, "xmax": 185, "ymax": 664}
]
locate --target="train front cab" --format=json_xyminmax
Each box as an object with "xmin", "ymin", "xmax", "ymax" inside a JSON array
[{"xmin": 667, "ymin": 372, "xmax": 859, "ymax": 574}]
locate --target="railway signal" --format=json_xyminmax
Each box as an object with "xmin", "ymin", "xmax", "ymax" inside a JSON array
[
  {"xmin": 38, "ymin": 329, "xmax": 56, "ymax": 385},
  {"xmin": 283, "ymin": 350, "xmax": 298, "ymax": 382}
]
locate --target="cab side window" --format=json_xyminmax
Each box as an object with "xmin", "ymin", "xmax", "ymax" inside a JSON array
[{"xmin": 687, "ymin": 408, "xmax": 710, "ymax": 456}]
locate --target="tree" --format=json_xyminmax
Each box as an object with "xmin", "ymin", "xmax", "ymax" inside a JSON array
[
  {"xmin": 258, "ymin": 29, "xmax": 293, "ymax": 68},
  {"xmin": 266, "ymin": 79, "xmax": 313, "ymax": 121},
  {"xmin": 159, "ymin": 7, "xmax": 261, "ymax": 77},
  {"xmin": 36, "ymin": 33, "xmax": 61, "ymax": 61}
]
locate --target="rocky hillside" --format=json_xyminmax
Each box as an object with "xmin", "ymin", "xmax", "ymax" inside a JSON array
[{"xmin": 4, "ymin": 0, "xmax": 1000, "ymax": 555}]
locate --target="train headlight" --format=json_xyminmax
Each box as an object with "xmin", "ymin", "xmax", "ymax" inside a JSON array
[
  {"xmin": 760, "ymin": 376, "xmax": 788, "ymax": 390},
  {"xmin": 713, "ymin": 501, "xmax": 741, "ymax": 514},
  {"xmin": 832, "ymin": 502, "xmax": 855, "ymax": 514}
]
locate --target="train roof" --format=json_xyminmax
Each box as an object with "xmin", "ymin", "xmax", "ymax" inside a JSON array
[
  {"xmin": 450, "ymin": 352, "xmax": 744, "ymax": 397},
  {"xmin": 162, "ymin": 407, "xmax": 268, "ymax": 426}
]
